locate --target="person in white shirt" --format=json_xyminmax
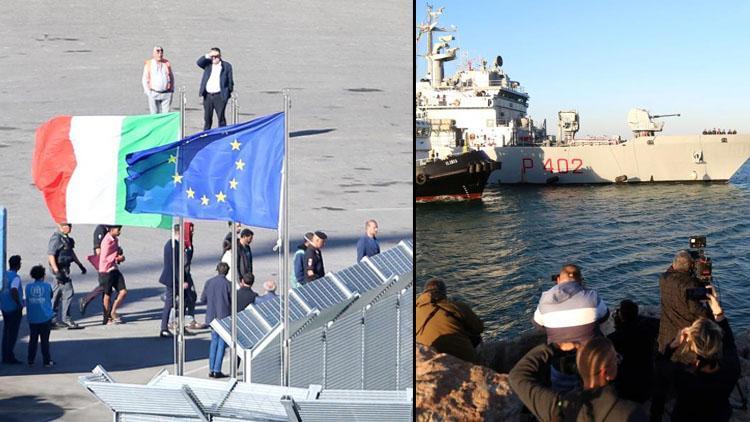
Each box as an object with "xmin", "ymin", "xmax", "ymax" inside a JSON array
[
  {"xmin": 196, "ymin": 47, "xmax": 234, "ymax": 130},
  {"xmin": 141, "ymin": 46, "xmax": 174, "ymax": 114}
]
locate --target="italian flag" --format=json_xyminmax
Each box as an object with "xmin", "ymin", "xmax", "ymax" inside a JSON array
[{"xmin": 32, "ymin": 113, "xmax": 179, "ymax": 228}]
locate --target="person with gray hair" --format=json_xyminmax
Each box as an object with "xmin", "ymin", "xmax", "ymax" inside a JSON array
[
  {"xmin": 255, "ymin": 280, "xmax": 277, "ymax": 305},
  {"xmin": 141, "ymin": 46, "xmax": 173, "ymax": 114},
  {"xmin": 657, "ymin": 250, "xmax": 713, "ymax": 353}
]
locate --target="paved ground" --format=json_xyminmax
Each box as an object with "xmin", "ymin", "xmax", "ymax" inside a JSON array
[{"xmin": 0, "ymin": 1, "xmax": 412, "ymax": 419}]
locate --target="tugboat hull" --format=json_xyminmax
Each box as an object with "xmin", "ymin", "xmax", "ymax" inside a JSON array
[{"xmin": 416, "ymin": 150, "xmax": 499, "ymax": 202}]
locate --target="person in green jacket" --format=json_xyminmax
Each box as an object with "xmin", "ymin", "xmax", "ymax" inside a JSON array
[
  {"xmin": 510, "ymin": 336, "xmax": 647, "ymax": 421},
  {"xmin": 416, "ymin": 279, "xmax": 484, "ymax": 364}
]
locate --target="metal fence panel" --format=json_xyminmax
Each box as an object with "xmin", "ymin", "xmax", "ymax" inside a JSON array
[
  {"xmin": 289, "ymin": 326, "xmax": 325, "ymax": 388},
  {"xmin": 398, "ymin": 288, "xmax": 413, "ymax": 390},
  {"xmin": 324, "ymin": 311, "xmax": 363, "ymax": 389},
  {"xmin": 250, "ymin": 337, "xmax": 281, "ymax": 385},
  {"xmin": 363, "ymin": 295, "xmax": 399, "ymax": 390}
]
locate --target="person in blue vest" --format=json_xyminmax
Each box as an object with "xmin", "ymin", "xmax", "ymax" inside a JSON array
[
  {"xmin": 356, "ymin": 219, "xmax": 380, "ymax": 262},
  {"xmin": 25, "ymin": 265, "xmax": 54, "ymax": 367},
  {"xmin": 1, "ymin": 255, "xmax": 24, "ymax": 364}
]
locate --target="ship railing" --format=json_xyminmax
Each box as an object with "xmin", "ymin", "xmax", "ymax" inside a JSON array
[
  {"xmin": 568, "ymin": 138, "xmax": 624, "ymax": 146},
  {"xmin": 487, "ymin": 80, "xmax": 527, "ymax": 93}
]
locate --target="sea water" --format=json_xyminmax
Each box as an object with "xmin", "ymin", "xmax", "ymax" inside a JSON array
[{"xmin": 416, "ymin": 164, "xmax": 750, "ymax": 340}]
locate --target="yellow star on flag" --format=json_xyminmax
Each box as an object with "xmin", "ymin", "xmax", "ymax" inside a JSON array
[
  {"xmin": 168, "ymin": 154, "xmax": 177, "ymax": 163},
  {"xmin": 186, "ymin": 187, "xmax": 195, "ymax": 199},
  {"xmin": 235, "ymin": 159, "xmax": 245, "ymax": 170},
  {"xmin": 172, "ymin": 173, "xmax": 183, "ymax": 184},
  {"xmin": 229, "ymin": 178, "xmax": 238, "ymax": 189},
  {"xmin": 200, "ymin": 195, "xmax": 210, "ymax": 206},
  {"xmin": 215, "ymin": 191, "xmax": 227, "ymax": 203},
  {"xmin": 230, "ymin": 139, "xmax": 241, "ymax": 150}
]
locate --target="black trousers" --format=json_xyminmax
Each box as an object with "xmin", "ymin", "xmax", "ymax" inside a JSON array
[
  {"xmin": 28, "ymin": 320, "xmax": 52, "ymax": 364},
  {"xmin": 1, "ymin": 309, "xmax": 22, "ymax": 361},
  {"xmin": 203, "ymin": 93, "xmax": 227, "ymax": 130}
]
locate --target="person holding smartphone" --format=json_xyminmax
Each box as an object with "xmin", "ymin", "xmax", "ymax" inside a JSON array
[{"xmin": 658, "ymin": 291, "xmax": 740, "ymax": 422}]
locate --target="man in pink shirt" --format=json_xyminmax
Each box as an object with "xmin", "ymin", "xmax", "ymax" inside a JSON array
[{"xmin": 98, "ymin": 226, "xmax": 127, "ymax": 324}]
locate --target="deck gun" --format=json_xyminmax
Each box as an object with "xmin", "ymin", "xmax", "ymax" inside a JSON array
[{"xmin": 627, "ymin": 109, "xmax": 681, "ymax": 137}]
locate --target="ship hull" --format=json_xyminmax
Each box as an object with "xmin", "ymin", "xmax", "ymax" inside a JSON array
[
  {"xmin": 416, "ymin": 150, "xmax": 498, "ymax": 202},
  {"xmin": 484, "ymin": 134, "xmax": 750, "ymax": 184}
]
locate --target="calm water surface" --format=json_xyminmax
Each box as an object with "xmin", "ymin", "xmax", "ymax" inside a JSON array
[{"xmin": 416, "ymin": 165, "xmax": 750, "ymax": 341}]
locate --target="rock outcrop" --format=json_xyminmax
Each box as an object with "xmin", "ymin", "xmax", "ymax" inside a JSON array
[{"xmin": 416, "ymin": 343, "xmax": 523, "ymax": 421}]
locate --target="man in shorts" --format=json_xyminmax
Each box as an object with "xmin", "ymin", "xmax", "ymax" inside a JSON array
[{"xmin": 98, "ymin": 225, "xmax": 127, "ymax": 324}]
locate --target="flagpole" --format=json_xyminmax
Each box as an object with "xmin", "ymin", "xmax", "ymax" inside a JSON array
[
  {"xmin": 230, "ymin": 95, "xmax": 239, "ymax": 379},
  {"xmin": 176, "ymin": 87, "xmax": 187, "ymax": 376},
  {"xmin": 171, "ymin": 220, "xmax": 177, "ymax": 374},
  {"xmin": 282, "ymin": 91, "xmax": 291, "ymax": 387}
]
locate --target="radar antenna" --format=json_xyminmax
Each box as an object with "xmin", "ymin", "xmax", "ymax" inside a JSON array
[{"xmin": 417, "ymin": 4, "xmax": 457, "ymax": 83}]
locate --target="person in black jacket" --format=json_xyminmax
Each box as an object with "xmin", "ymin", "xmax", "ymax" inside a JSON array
[
  {"xmin": 607, "ymin": 299, "xmax": 659, "ymax": 403},
  {"xmin": 304, "ymin": 231, "xmax": 327, "ymax": 282},
  {"xmin": 196, "ymin": 47, "xmax": 234, "ymax": 130},
  {"xmin": 509, "ymin": 336, "xmax": 647, "ymax": 422},
  {"xmin": 201, "ymin": 262, "xmax": 232, "ymax": 378},
  {"xmin": 661, "ymin": 292, "xmax": 740, "ymax": 422},
  {"xmin": 657, "ymin": 250, "xmax": 712, "ymax": 353},
  {"xmin": 158, "ymin": 225, "xmax": 190, "ymax": 338},
  {"xmin": 236, "ymin": 273, "xmax": 257, "ymax": 311},
  {"xmin": 653, "ymin": 250, "xmax": 714, "ymax": 418}
]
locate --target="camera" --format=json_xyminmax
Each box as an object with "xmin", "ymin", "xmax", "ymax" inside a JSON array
[
  {"xmin": 685, "ymin": 235, "xmax": 715, "ymax": 301},
  {"xmin": 687, "ymin": 235, "xmax": 712, "ymax": 282},
  {"xmin": 686, "ymin": 285, "xmax": 713, "ymax": 301},
  {"xmin": 689, "ymin": 235, "xmax": 706, "ymax": 249}
]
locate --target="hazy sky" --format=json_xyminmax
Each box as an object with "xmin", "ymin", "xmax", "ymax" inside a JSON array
[{"xmin": 416, "ymin": 1, "xmax": 750, "ymax": 138}]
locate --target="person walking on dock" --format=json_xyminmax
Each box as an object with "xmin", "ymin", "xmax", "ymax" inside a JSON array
[
  {"xmin": 201, "ymin": 262, "xmax": 232, "ymax": 378},
  {"xmin": 25, "ymin": 265, "xmax": 54, "ymax": 367},
  {"xmin": 1, "ymin": 255, "xmax": 24, "ymax": 364},
  {"xmin": 99, "ymin": 225, "xmax": 127, "ymax": 324},
  {"xmin": 47, "ymin": 222, "xmax": 86, "ymax": 329},
  {"xmin": 356, "ymin": 219, "xmax": 380, "ymax": 262}
]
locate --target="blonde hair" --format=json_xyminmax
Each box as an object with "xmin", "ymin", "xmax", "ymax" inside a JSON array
[
  {"xmin": 680, "ymin": 317, "xmax": 723, "ymax": 362},
  {"xmin": 576, "ymin": 337, "xmax": 615, "ymax": 386}
]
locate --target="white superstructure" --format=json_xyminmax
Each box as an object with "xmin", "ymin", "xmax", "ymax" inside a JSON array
[{"xmin": 416, "ymin": 6, "xmax": 750, "ymax": 184}]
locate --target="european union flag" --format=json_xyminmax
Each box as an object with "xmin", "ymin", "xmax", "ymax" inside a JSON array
[{"xmin": 124, "ymin": 112, "xmax": 284, "ymax": 229}]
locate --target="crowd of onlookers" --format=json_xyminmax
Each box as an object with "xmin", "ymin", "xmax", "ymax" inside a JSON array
[
  {"xmin": 0, "ymin": 219, "xmax": 382, "ymax": 376},
  {"xmin": 417, "ymin": 251, "xmax": 741, "ymax": 421},
  {"xmin": 703, "ymin": 128, "xmax": 737, "ymax": 135}
]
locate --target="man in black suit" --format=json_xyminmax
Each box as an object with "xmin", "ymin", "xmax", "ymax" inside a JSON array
[
  {"xmin": 158, "ymin": 225, "xmax": 190, "ymax": 337},
  {"xmin": 197, "ymin": 47, "xmax": 234, "ymax": 130}
]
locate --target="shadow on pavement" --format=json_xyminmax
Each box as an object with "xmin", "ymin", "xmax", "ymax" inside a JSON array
[
  {"xmin": 0, "ymin": 335, "xmax": 211, "ymax": 377},
  {"xmin": 0, "ymin": 395, "xmax": 65, "ymax": 422}
]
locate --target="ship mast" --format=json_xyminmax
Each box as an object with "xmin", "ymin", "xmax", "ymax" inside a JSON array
[{"xmin": 417, "ymin": 5, "xmax": 457, "ymax": 87}]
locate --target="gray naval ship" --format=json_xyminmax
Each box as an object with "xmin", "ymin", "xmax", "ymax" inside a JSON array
[{"xmin": 416, "ymin": 5, "xmax": 750, "ymax": 184}]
